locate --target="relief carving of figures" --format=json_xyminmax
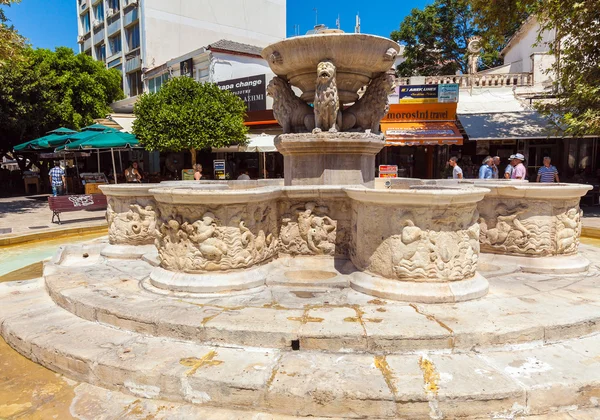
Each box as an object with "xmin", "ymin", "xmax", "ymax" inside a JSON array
[
  {"xmin": 556, "ymin": 206, "xmax": 582, "ymax": 255},
  {"xmin": 313, "ymin": 61, "xmax": 342, "ymax": 133},
  {"xmin": 280, "ymin": 202, "xmax": 337, "ymax": 256},
  {"xmin": 267, "ymin": 76, "xmax": 315, "ymax": 133},
  {"xmin": 341, "ymin": 71, "xmax": 395, "ymax": 134},
  {"xmin": 479, "ymin": 201, "xmax": 552, "ymax": 256},
  {"xmin": 107, "ymin": 200, "xmax": 156, "ymax": 245},
  {"xmin": 155, "ymin": 204, "xmax": 278, "ymax": 272}
]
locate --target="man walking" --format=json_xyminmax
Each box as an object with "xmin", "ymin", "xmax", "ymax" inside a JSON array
[
  {"xmin": 448, "ymin": 157, "xmax": 463, "ymax": 179},
  {"xmin": 478, "ymin": 156, "xmax": 493, "ymax": 179},
  {"xmin": 492, "ymin": 156, "xmax": 501, "ymax": 179},
  {"xmin": 49, "ymin": 161, "xmax": 66, "ymax": 196},
  {"xmin": 537, "ymin": 156, "xmax": 559, "ymax": 183},
  {"xmin": 504, "ymin": 155, "xmax": 515, "ymax": 179},
  {"xmin": 511, "ymin": 153, "xmax": 527, "ymax": 180}
]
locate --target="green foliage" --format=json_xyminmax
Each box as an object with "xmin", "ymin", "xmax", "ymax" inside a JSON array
[
  {"xmin": 470, "ymin": 0, "xmax": 600, "ymax": 136},
  {"xmin": 0, "ymin": 47, "xmax": 124, "ymax": 155},
  {"xmin": 391, "ymin": 0, "xmax": 504, "ymax": 77},
  {"xmin": 0, "ymin": 0, "xmax": 25, "ymax": 64},
  {"xmin": 133, "ymin": 76, "xmax": 248, "ymax": 152}
]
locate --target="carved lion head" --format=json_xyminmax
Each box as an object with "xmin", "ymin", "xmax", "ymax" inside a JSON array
[
  {"xmin": 316, "ymin": 61, "xmax": 336, "ymax": 83},
  {"xmin": 266, "ymin": 76, "xmax": 290, "ymax": 99}
]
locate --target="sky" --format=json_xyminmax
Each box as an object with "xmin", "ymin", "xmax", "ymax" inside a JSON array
[{"xmin": 3, "ymin": 0, "xmax": 431, "ymax": 51}]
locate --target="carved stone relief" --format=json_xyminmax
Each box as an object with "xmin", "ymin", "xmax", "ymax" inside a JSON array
[
  {"xmin": 279, "ymin": 202, "xmax": 337, "ymax": 256},
  {"xmin": 106, "ymin": 197, "xmax": 156, "ymax": 245},
  {"xmin": 351, "ymin": 202, "xmax": 480, "ymax": 281},
  {"xmin": 555, "ymin": 201, "xmax": 583, "ymax": 255},
  {"xmin": 154, "ymin": 202, "xmax": 279, "ymax": 272}
]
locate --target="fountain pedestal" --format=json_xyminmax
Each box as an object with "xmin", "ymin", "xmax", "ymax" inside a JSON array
[{"xmin": 276, "ymin": 132, "xmax": 385, "ymax": 186}]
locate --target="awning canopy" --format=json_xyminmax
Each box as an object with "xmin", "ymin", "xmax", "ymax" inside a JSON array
[
  {"xmin": 458, "ymin": 111, "xmax": 558, "ymax": 140},
  {"xmin": 13, "ymin": 127, "xmax": 77, "ymax": 151},
  {"xmin": 212, "ymin": 134, "xmax": 277, "ymax": 153},
  {"xmin": 382, "ymin": 122, "xmax": 463, "ymax": 146}
]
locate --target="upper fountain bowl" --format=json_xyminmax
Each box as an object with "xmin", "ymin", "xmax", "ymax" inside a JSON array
[{"xmin": 262, "ymin": 33, "xmax": 400, "ymax": 104}]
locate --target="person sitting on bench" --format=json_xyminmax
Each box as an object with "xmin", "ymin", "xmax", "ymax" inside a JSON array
[
  {"xmin": 124, "ymin": 161, "xmax": 142, "ymax": 183},
  {"xmin": 49, "ymin": 161, "xmax": 66, "ymax": 197}
]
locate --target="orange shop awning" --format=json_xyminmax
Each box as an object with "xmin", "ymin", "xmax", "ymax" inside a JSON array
[{"xmin": 381, "ymin": 122, "xmax": 463, "ymax": 146}]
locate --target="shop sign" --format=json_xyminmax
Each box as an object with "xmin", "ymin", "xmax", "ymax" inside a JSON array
[
  {"xmin": 399, "ymin": 85, "xmax": 439, "ymax": 103},
  {"xmin": 217, "ymin": 74, "xmax": 266, "ymax": 112},
  {"xmin": 213, "ymin": 159, "xmax": 226, "ymax": 180},
  {"xmin": 438, "ymin": 84, "xmax": 459, "ymax": 103},
  {"xmin": 383, "ymin": 103, "xmax": 457, "ymax": 122},
  {"xmin": 379, "ymin": 165, "xmax": 398, "ymax": 178},
  {"xmin": 181, "ymin": 169, "xmax": 195, "ymax": 180}
]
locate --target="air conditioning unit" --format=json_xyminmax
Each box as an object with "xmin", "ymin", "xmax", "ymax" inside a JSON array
[
  {"xmin": 93, "ymin": 20, "xmax": 102, "ymax": 28},
  {"xmin": 107, "ymin": 8, "xmax": 115, "ymax": 17},
  {"xmin": 77, "ymin": 35, "xmax": 86, "ymax": 44}
]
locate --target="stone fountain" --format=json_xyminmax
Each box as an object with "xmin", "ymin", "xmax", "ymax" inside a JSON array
[{"xmin": 1, "ymin": 31, "xmax": 598, "ymax": 419}]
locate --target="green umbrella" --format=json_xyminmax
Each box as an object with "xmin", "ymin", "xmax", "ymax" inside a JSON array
[{"xmin": 13, "ymin": 127, "xmax": 77, "ymax": 151}]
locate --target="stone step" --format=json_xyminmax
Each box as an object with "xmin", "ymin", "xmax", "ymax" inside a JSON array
[
  {"xmin": 3, "ymin": 279, "xmax": 600, "ymax": 419},
  {"xmin": 43, "ymin": 248, "xmax": 600, "ymax": 353}
]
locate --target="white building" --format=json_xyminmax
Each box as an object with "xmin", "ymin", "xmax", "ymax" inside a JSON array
[{"xmin": 75, "ymin": 0, "xmax": 286, "ymax": 98}]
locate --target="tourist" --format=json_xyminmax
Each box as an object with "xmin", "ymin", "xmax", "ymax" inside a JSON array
[
  {"xmin": 124, "ymin": 161, "xmax": 142, "ymax": 183},
  {"xmin": 448, "ymin": 157, "xmax": 463, "ymax": 179},
  {"xmin": 537, "ymin": 156, "xmax": 559, "ymax": 183},
  {"xmin": 478, "ymin": 156, "xmax": 493, "ymax": 179},
  {"xmin": 194, "ymin": 164, "xmax": 203, "ymax": 180},
  {"xmin": 504, "ymin": 155, "xmax": 515, "ymax": 179},
  {"xmin": 237, "ymin": 169, "xmax": 251, "ymax": 180},
  {"xmin": 511, "ymin": 153, "xmax": 527, "ymax": 180},
  {"xmin": 492, "ymin": 156, "xmax": 501, "ymax": 179},
  {"xmin": 48, "ymin": 161, "xmax": 66, "ymax": 196}
]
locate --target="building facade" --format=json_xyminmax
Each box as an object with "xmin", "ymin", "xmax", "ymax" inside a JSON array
[{"xmin": 75, "ymin": 0, "xmax": 286, "ymax": 98}]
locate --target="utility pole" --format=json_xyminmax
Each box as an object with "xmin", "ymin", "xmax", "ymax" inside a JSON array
[
  {"xmin": 336, "ymin": 14, "xmax": 340, "ymax": 30},
  {"xmin": 313, "ymin": 8, "xmax": 318, "ymax": 26},
  {"xmin": 355, "ymin": 13, "xmax": 360, "ymax": 33}
]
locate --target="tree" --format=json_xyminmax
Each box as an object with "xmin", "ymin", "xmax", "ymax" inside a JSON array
[
  {"xmin": 469, "ymin": 0, "xmax": 600, "ymax": 136},
  {"xmin": 133, "ymin": 76, "xmax": 248, "ymax": 165},
  {"xmin": 0, "ymin": 47, "xmax": 124, "ymax": 161},
  {"xmin": 391, "ymin": 0, "xmax": 504, "ymax": 77},
  {"xmin": 0, "ymin": 0, "xmax": 25, "ymax": 64}
]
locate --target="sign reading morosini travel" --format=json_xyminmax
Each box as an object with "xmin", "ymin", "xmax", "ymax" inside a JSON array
[
  {"xmin": 383, "ymin": 103, "xmax": 457, "ymax": 122},
  {"xmin": 217, "ymin": 74, "xmax": 266, "ymax": 112}
]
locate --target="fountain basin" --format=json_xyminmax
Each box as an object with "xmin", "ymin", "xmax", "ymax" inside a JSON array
[{"xmin": 262, "ymin": 33, "xmax": 399, "ymax": 104}]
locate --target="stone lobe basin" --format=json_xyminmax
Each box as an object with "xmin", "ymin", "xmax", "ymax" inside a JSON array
[{"xmin": 262, "ymin": 33, "xmax": 400, "ymax": 103}]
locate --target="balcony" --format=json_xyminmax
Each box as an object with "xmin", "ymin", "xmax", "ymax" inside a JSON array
[
  {"xmin": 422, "ymin": 73, "xmax": 533, "ymax": 87},
  {"xmin": 123, "ymin": 6, "xmax": 138, "ymax": 27},
  {"xmin": 93, "ymin": 27, "xmax": 105, "ymax": 45},
  {"xmin": 79, "ymin": 0, "xmax": 89, "ymax": 13},
  {"xmin": 125, "ymin": 49, "xmax": 141, "ymax": 73},
  {"xmin": 123, "ymin": 0, "xmax": 138, "ymax": 8},
  {"xmin": 83, "ymin": 36, "xmax": 92, "ymax": 52},
  {"xmin": 107, "ymin": 16, "xmax": 121, "ymax": 36}
]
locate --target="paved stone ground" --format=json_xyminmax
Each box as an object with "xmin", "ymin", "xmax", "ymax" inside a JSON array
[{"xmin": 0, "ymin": 195, "xmax": 106, "ymax": 237}]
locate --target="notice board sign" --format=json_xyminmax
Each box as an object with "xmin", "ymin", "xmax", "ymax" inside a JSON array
[
  {"xmin": 438, "ymin": 84, "xmax": 459, "ymax": 103},
  {"xmin": 379, "ymin": 165, "xmax": 398, "ymax": 178},
  {"xmin": 213, "ymin": 159, "xmax": 226, "ymax": 180},
  {"xmin": 181, "ymin": 169, "xmax": 195, "ymax": 180},
  {"xmin": 217, "ymin": 74, "xmax": 266, "ymax": 112},
  {"xmin": 398, "ymin": 84, "xmax": 459, "ymax": 103}
]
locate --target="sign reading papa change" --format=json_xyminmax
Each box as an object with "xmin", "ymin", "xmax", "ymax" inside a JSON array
[
  {"xmin": 398, "ymin": 84, "xmax": 459, "ymax": 103},
  {"xmin": 217, "ymin": 74, "xmax": 266, "ymax": 112}
]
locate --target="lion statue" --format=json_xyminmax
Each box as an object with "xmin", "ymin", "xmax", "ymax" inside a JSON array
[
  {"xmin": 313, "ymin": 61, "xmax": 342, "ymax": 133},
  {"xmin": 341, "ymin": 70, "xmax": 395, "ymax": 134},
  {"xmin": 266, "ymin": 76, "xmax": 315, "ymax": 133}
]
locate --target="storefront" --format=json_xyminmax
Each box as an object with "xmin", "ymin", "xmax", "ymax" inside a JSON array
[{"xmin": 377, "ymin": 102, "xmax": 463, "ymax": 178}]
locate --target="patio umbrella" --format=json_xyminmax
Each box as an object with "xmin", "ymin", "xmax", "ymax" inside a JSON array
[
  {"xmin": 56, "ymin": 125, "xmax": 121, "ymax": 171},
  {"xmin": 58, "ymin": 131, "xmax": 140, "ymax": 184},
  {"xmin": 13, "ymin": 127, "xmax": 77, "ymax": 151}
]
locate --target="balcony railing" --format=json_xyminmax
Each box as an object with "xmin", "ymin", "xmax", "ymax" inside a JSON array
[
  {"xmin": 123, "ymin": 6, "xmax": 138, "ymax": 27},
  {"xmin": 423, "ymin": 73, "xmax": 533, "ymax": 87},
  {"xmin": 107, "ymin": 16, "xmax": 121, "ymax": 36},
  {"xmin": 125, "ymin": 49, "xmax": 141, "ymax": 73},
  {"xmin": 93, "ymin": 27, "xmax": 105, "ymax": 45}
]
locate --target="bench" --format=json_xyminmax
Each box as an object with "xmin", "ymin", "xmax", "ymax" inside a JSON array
[{"xmin": 48, "ymin": 194, "xmax": 107, "ymax": 224}]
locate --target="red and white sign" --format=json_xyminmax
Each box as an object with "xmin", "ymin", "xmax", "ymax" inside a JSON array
[{"xmin": 379, "ymin": 165, "xmax": 398, "ymax": 178}]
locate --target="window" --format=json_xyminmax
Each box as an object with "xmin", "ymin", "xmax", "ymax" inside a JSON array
[
  {"xmin": 81, "ymin": 12, "xmax": 91, "ymax": 33},
  {"xmin": 96, "ymin": 43, "xmax": 106, "ymax": 62},
  {"xmin": 126, "ymin": 23, "xmax": 140, "ymax": 51},
  {"xmin": 94, "ymin": 2, "xmax": 104, "ymax": 22},
  {"xmin": 109, "ymin": 35, "xmax": 121, "ymax": 55},
  {"xmin": 107, "ymin": 0, "xmax": 120, "ymax": 11},
  {"xmin": 148, "ymin": 74, "xmax": 169, "ymax": 93},
  {"xmin": 128, "ymin": 70, "xmax": 143, "ymax": 96}
]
